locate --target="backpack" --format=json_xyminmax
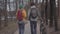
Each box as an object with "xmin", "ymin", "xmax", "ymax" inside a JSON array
[
  {"xmin": 30, "ymin": 8, "xmax": 38, "ymax": 19},
  {"xmin": 17, "ymin": 9, "xmax": 23, "ymax": 21}
]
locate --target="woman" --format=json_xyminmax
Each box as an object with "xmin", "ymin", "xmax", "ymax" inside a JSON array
[{"xmin": 16, "ymin": 4, "xmax": 27, "ymax": 34}]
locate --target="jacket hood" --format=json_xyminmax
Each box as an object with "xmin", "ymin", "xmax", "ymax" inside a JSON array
[{"xmin": 31, "ymin": 5, "xmax": 36, "ymax": 8}]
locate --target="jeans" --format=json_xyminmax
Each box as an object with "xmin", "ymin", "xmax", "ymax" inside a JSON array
[
  {"xmin": 30, "ymin": 21, "xmax": 37, "ymax": 34},
  {"xmin": 18, "ymin": 23, "xmax": 25, "ymax": 34}
]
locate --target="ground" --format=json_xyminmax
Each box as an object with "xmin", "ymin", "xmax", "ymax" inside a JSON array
[
  {"xmin": 0, "ymin": 20, "xmax": 60, "ymax": 34},
  {"xmin": 0, "ymin": 21, "xmax": 17, "ymax": 34},
  {"xmin": 14, "ymin": 20, "xmax": 60, "ymax": 34},
  {"xmin": 14, "ymin": 21, "xmax": 40, "ymax": 34}
]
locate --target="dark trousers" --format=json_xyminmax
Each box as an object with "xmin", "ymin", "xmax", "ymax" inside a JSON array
[
  {"xmin": 30, "ymin": 21, "xmax": 37, "ymax": 34},
  {"xmin": 18, "ymin": 23, "xmax": 25, "ymax": 34}
]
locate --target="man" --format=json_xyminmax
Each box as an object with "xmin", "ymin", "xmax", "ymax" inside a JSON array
[
  {"xmin": 28, "ymin": 3, "xmax": 40, "ymax": 34},
  {"xmin": 16, "ymin": 4, "xmax": 27, "ymax": 34}
]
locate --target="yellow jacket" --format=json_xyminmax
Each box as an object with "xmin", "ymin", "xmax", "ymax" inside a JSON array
[
  {"xmin": 16, "ymin": 9, "xmax": 27, "ymax": 20},
  {"xmin": 22, "ymin": 9, "xmax": 27, "ymax": 20}
]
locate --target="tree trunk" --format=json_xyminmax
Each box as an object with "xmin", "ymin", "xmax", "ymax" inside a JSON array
[
  {"xmin": 50, "ymin": 0, "xmax": 57, "ymax": 31},
  {"xmin": 45, "ymin": 0, "xmax": 48, "ymax": 25},
  {"xmin": 4, "ymin": 0, "xmax": 7, "ymax": 26},
  {"xmin": 16, "ymin": 0, "xmax": 18, "ymax": 11},
  {"xmin": 50, "ymin": 0, "xmax": 53, "ymax": 27},
  {"xmin": 9, "ymin": 0, "xmax": 11, "ymax": 11},
  {"xmin": 0, "ymin": 9, "xmax": 2, "ymax": 29},
  {"xmin": 41, "ymin": 0, "xmax": 44, "ymax": 19}
]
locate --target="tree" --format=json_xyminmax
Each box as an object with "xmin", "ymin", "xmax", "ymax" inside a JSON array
[
  {"xmin": 9, "ymin": 0, "xmax": 11, "ymax": 11},
  {"xmin": 45, "ymin": 0, "xmax": 48, "ymax": 25},
  {"xmin": 40, "ymin": 0, "xmax": 44, "ymax": 19},
  {"xmin": 50, "ymin": 0, "xmax": 57, "ymax": 31},
  {"xmin": 0, "ymin": 14, "xmax": 1, "ymax": 29},
  {"xmin": 4, "ymin": 0, "xmax": 8, "ymax": 26},
  {"xmin": 16, "ymin": 0, "xmax": 18, "ymax": 11}
]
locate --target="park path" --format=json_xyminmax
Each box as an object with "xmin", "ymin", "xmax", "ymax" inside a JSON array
[{"xmin": 14, "ymin": 21, "xmax": 40, "ymax": 34}]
